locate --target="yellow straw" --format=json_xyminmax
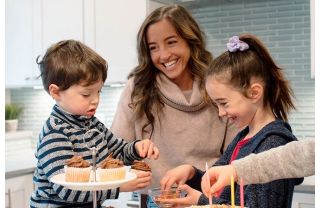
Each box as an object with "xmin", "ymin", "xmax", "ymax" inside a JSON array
[{"xmin": 231, "ymin": 175, "xmax": 235, "ymax": 208}]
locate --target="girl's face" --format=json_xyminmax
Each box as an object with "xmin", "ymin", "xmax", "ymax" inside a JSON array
[
  {"xmin": 53, "ymin": 80, "xmax": 104, "ymax": 117},
  {"xmin": 206, "ymin": 76, "xmax": 258, "ymax": 129},
  {"xmin": 146, "ymin": 19, "xmax": 192, "ymax": 89}
]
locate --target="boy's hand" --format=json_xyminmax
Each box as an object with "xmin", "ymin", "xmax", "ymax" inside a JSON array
[
  {"xmin": 120, "ymin": 170, "xmax": 152, "ymax": 192},
  {"xmin": 135, "ymin": 139, "xmax": 159, "ymax": 159}
]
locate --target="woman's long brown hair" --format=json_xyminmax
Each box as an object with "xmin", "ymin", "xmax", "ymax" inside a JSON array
[{"xmin": 128, "ymin": 5, "xmax": 213, "ymax": 136}]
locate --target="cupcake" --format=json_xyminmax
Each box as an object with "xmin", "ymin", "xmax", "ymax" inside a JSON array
[
  {"xmin": 97, "ymin": 153, "xmax": 126, "ymax": 182},
  {"xmin": 64, "ymin": 155, "xmax": 91, "ymax": 182},
  {"xmin": 131, "ymin": 160, "xmax": 151, "ymax": 172},
  {"xmin": 131, "ymin": 160, "xmax": 151, "ymax": 194}
]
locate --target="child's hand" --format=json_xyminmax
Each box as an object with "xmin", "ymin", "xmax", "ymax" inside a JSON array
[
  {"xmin": 160, "ymin": 165, "xmax": 195, "ymax": 190},
  {"xmin": 135, "ymin": 139, "xmax": 159, "ymax": 159},
  {"xmin": 120, "ymin": 170, "xmax": 152, "ymax": 192},
  {"xmin": 201, "ymin": 164, "xmax": 237, "ymax": 198},
  {"xmin": 159, "ymin": 184, "xmax": 201, "ymax": 206}
]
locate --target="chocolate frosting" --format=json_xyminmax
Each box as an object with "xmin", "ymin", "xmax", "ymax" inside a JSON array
[
  {"xmin": 66, "ymin": 155, "xmax": 90, "ymax": 168},
  {"xmin": 99, "ymin": 153, "xmax": 124, "ymax": 169},
  {"xmin": 131, "ymin": 160, "xmax": 151, "ymax": 172}
]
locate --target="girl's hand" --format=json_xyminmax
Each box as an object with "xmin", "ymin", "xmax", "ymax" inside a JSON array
[
  {"xmin": 159, "ymin": 184, "xmax": 202, "ymax": 206},
  {"xmin": 201, "ymin": 164, "xmax": 237, "ymax": 198},
  {"xmin": 135, "ymin": 139, "xmax": 159, "ymax": 159},
  {"xmin": 160, "ymin": 165, "xmax": 195, "ymax": 190},
  {"xmin": 119, "ymin": 170, "xmax": 152, "ymax": 192}
]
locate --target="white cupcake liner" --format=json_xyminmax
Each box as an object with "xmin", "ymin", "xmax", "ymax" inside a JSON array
[
  {"xmin": 97, "ymin": 166, "xmax": 126, "ymax": 182},
  {"xmin": 64, "ymin": 165, "xmax": 92, "ymax": 182}
]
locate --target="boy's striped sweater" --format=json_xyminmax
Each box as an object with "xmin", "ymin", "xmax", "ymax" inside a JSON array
[{"xmin": 30, "ymin": 104, "xmax": 142, "ymax": 207}]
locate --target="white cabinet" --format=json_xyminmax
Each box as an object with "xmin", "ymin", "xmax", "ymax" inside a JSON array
[
  {"xmin": 5, "ymin": 131, "xmax": 36, "ymax": 208},
  {"xmin": 6, "ymin": 0, "xmax": 148, "ymax": 88},
  {"xmin": 5, "ymin": 0, "xmax": 39, "ymax": 88},
  {"xmin": 5, "ymin": 174, "xmax": 34, "ymax": 208},
  {"xmin": 5, "ymin": 0, "xmax": 86, "ymax": 88},
  {"xmin": 94, "ymin": 0, "xmax": 147, "ymax": 83},
  {"xmin": 40, "ymin": 0, "xmax": 85, "ymax": 51},
  {"xmin": 40, "ymin": 0, "xmax": 148, "ymax": 84}
]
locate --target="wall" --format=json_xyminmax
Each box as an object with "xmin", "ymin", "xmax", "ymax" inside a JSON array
[
  {"xmin": 183, "ymin": 0, "xmax": 314, "ymax": 139},
  {"xmin": 10, "ymin": 86, "xmax": 124, "ymax": 144},
  {"xmin": 9, "ymin": 0, "xmax": 314, "ymax": 142}
]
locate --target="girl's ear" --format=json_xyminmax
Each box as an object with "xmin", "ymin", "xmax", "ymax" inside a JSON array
[
  {"xmin": 49, "ymin": 84, "xmax": 60, "ymax": 100},
  {"xmin": 248, "ymin": 83, "xmax": 263, "ymax": 103}
]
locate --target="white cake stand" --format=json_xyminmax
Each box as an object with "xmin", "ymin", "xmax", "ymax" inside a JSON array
[{"xmin": 51, "ymin": 148, "xmax": 137, "ymax": 208}]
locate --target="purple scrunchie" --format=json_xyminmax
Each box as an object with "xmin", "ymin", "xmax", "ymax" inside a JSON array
[{"xmin": 226, "ymin": 36, "xmax": 249, "ymax": 52}]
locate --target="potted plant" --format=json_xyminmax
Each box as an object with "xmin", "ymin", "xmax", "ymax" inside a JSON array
[{"xmin": 5, "ymin": 103, "xmax": 23, "ymax": 132}]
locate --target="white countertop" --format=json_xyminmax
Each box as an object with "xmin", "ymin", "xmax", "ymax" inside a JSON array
[
  {"xmin": 5, "ymin": 149, "xmax": 36, "ymax": 173},
  {"xmin": 5, "ymin": 130, "xmax": 37, "ymax": 178},
  {"xmin": 5, "ymin": 148, "xmax": 37, "ymax": 179}
]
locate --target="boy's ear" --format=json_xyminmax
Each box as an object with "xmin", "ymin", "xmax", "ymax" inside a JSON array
[
  {"xmin": 49, "ymin": 84, "xmax": 60, "ymax": 100},
  {"xmin": 248, "ymin": 83, "xmax": 263, "ymax": 102}
]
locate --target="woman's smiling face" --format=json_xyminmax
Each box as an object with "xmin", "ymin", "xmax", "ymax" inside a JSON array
[{"xmin": 147, "ymin": 19, "xmax": 192, "ymax": 88}]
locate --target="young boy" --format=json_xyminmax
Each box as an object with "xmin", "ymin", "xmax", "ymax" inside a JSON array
[{"xmin": 30, "ymin": 40, "xmax": 159, "ymax": 207}]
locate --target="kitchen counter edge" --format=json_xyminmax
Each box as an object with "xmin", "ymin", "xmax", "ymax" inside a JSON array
[{"xmin": 6, "ymin": 167, "xmax": 35, "ymax": 179}]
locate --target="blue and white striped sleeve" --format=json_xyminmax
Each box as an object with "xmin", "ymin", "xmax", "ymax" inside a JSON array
[{"xmin": 103, "ymin": 127, "xmax": 143, "ymax": 164}]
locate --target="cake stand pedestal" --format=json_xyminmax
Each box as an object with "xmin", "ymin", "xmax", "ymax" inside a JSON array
[
  {"xmin": 91, "ymin": 147, "xmax": 98, "ymax": 208},
  {"xmin": 50, "ymin": 147, "xmax": 136, "ymax": 208}
]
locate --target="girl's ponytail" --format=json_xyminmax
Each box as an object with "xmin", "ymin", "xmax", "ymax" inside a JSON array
[
  {"xmin": 207, "ymin": 34, "xmax": 295, "ymax": 121},
  {"xmin": 240, "ymin": 34, "xmax": 295, "ymax": 121}
]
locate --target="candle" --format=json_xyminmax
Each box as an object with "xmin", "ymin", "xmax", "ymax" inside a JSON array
[
  {"xmin": 231, "ymin": 175, "xmax": 235, "ymax": 208},
  {"xmin": 240, "ymin": 178, "xmax": 244, "ymax": 208}
]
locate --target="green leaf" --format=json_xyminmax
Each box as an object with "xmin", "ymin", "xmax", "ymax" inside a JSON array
[{"xmin": 5, "ymin": 104, "xmax": 23, "ymax": 120}]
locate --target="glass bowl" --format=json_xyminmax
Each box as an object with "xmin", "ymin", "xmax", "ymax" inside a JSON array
[{"xmin": 148, "ymin": 187, "xmax": 181, "ymax": 208}]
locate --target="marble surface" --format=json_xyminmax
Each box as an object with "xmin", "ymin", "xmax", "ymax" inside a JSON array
[
  {"xmin": 5, "ymin": 130, "xmax": 37, "ymax": 179},
  {"xmin": 5, "ymin": 148, "xmax": 36, "ymax": 179}
]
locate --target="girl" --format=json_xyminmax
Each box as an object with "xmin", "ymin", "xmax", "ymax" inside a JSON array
[{"xmin": 161, "ymin": 34, "xmax": 303, "ymax": 208}]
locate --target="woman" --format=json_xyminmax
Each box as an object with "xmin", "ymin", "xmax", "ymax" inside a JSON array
[{"xmin": 111, "ymin": 4, "xmax": 236, "ymax": 194}]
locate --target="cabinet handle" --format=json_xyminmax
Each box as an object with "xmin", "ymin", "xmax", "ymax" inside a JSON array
[
  {"xmin": 25, "ymin": 76, "xmax": 40, "ymax": 81},
  {"xmin": 5, "ymin": 189, "xmax": 11, "ymax": 208}
]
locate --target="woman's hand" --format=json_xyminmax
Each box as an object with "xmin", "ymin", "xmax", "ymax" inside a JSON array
[
  {"xmin": 135, "ymin": 139, "xmax": 159, "ymax": 159},
  {"xmin": 159, "ymin": 184, "xmax": 202, "ymax": 206},
  {"xmin": 119, "ymin": 170, "xmax": 152, "ymax": 192},
  {"xmin": 201, "ymin": 164, "xmax": 237, "ymax": 198},
  {"xmin": 160, "ymin": 165, "xmax": 195, "ymax": 190}
]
